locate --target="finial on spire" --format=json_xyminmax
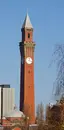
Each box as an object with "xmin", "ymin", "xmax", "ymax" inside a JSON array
[{"xmin": 22, "ymin": 13, "xmax": 33, "ymax": 29}]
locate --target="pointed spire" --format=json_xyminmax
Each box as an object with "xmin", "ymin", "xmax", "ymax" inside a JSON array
[{"xmin": 22, "ymin": 13, "xmax": 33, "ymax": 29}]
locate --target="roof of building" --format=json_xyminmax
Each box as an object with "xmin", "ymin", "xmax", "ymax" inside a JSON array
[
  {"xmin": 5, "ymin": 109, "xmax": 25, "ymax": 118},
  {"xmin": 0, "ymin": 84, "xmax": 10, "ymax": 88},
  {"xmin": 22, "ymin": 13, "xmax": 33, "ymax": 29}
]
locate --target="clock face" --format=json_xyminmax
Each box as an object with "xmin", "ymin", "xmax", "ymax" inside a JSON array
[{"xmin": 26, "ymin": 57, "xmax": 32, "ymax": 64}]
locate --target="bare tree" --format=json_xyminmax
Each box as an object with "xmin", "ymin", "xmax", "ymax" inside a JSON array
[
  {"xmin": 50, "ymin": 44, "xmax": 64, "ymax": 101},
  {"xmin": 46, "ymin": 105, "xmax": 51, "ymax": 124},
  {"xmin": 46, "ymin": 104, "xmax": 62, "ymax": 130},
  {"xmin": 36, "ymin": 102, "xmax": 44, "ymax": 123}
]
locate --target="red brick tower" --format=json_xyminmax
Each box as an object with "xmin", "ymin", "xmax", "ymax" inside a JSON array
[{"xmin": 19, "ymin": 13, "xmax": 35, "ymax": 124}]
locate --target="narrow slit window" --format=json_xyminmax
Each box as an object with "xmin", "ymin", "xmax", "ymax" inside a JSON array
[
  {"xmin": 28, "ymin": 33, "xmax": 30, "ymax": 38},
  {"xmin": 28, "ymin": 70, "xmax": 30, "ymax": 73}
]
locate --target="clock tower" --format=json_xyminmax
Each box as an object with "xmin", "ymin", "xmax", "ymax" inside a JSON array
[{"xmin": 19, "ymin": 13, "xmax": 35, "ymax": 124}]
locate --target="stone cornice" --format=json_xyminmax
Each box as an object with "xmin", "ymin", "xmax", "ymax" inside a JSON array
[{"xmin": 19, "ymin": 41, "xmax": 35, "ymax": 48}]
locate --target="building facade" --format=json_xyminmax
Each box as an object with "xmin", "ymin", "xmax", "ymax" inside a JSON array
[
  {"xmin": 0, "ymin": 85, "xmax": 15, "ymax": 118},
  {"xmin": 19, "ymin": 13, "xmax": 35, "ymax": 124}
]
